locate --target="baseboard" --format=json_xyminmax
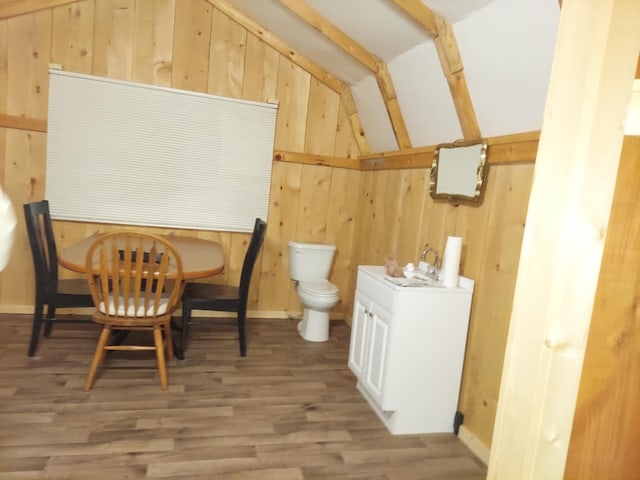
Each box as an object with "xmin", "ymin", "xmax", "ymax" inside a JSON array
[
  {"xmin": 458, "ymin": 425, "xmax": 490, "ymax": 465},
  {"xmin": 0, "ymin": 305, "xmax": 37, "ymax": 315}
]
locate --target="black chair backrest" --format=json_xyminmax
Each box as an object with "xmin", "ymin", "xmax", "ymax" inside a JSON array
[
  {"xmin": 23, "ymin": 200, "xmax": 59, "ymax": 295},
  {"xmin": 239, "ymin": 218, "xmax": 267, "ymax": 301}
]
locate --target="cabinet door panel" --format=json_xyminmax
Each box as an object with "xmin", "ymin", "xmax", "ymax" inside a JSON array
[
  {"xmin": 364, "ymin": 305, "xmax": 393, "ymax": 409},
  {"xmin": 348, "ymin": 294, "xmax": 369, "ymax": 378}
]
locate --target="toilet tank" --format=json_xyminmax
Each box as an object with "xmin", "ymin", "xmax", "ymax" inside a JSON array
[{"xmin": 288, "ymin": 241, "xmax": 336, "ymax": 281}]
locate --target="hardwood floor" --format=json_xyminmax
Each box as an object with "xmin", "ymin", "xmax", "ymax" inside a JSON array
[{"xmin": 0, "ymin": 314, "xmax": 487, "ymax": 479}]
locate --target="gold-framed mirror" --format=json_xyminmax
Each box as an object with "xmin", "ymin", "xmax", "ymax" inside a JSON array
[{"xmin": 429, "ymin": 138, "xmax": 488, "ymax": 203}]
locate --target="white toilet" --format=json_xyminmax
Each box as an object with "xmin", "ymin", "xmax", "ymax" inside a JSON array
[{"xmin": 288, "ymin": 241, "xmax": 340, "ymax": 342}]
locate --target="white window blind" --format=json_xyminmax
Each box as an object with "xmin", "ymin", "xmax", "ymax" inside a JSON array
[{"xmin": 46, "ymin": 69, "xmax": 277, "ymax": 233}]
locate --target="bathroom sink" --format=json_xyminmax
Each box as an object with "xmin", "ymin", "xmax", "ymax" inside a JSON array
[{"xmin": 384, "ymin": 274, "xmax": 444, "ymax": 288}]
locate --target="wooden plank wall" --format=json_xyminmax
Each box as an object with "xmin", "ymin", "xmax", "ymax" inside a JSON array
[
  {"xmin": 0, "ymin": 0, "xmax": 534, "ymax": 450},
  {"xmin": 564, "ymin": 136, "xmax": 640, "ymax": 479}
]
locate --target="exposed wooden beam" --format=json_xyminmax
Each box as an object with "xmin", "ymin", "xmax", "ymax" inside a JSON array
[
  {"xmin": 388, "ymin": 0, "xmax": 438, "ymax": 37},
  {"xmin": 276, "ymin": 131, "xmax": 540, "ymax": 171},
  {"xmin": 433, "ymin": 13, "xmax": 463, "ymax": 74},
  {"xmin": 359, "ymin": 146, "xmax": 435, "ymax": 170},
  {"xmin": 391, "ymin": 0, "xmax": 482, "ymax": 140},
  {"xmin": 360, "ymin": 131, "xmax": 539, "ymax": 169},
  {"xmin": 340, "ymin": 85, "xmax": 370, "ymax": 154},
  {"xmin": 489, "ymin": 0, "xmax": 640, "ymax": 476},
  {"xmin": 279, "ymin": 0, "xmax": 412, "ymax": 149},
  {"xmin": 208, "ymin": 0, "xmax": 370, "ymax": 155},
  {"xmin": 375, "ymin": 63, "xmax": 412, "ymax": 148},
  {"xmin": 208, "ymin": 0, "xmax": 342, "ymax": 93},
  {"xmin": 359, "ymin": 140, "xmax": 538, "ymax": 170},
  {"xmin": 0, "ymin": 0, "xmax": 75, "ymax": 19},
  {"xmin": 273, "ymin": 150, "xmax": 360, "ymax": 169},
  {"xmin": 0, "ymin": 114, "xmax": 47, "ymax": 133},
  {"xmin": 431, "ymin": 11, "xmax": 481, "ymax": 139},
  {"xmin": 278, "ymin": 0, "xmax": 378, "ymax": 72}
]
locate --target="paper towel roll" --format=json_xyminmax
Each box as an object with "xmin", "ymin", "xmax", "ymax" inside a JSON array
[{"xmin": 440, "ymin": 236, "xmax": 462, "ymax": 287}]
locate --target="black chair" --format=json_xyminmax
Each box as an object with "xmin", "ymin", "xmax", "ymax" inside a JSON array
[
  {"xmin": 177, "ymin": 218, "xmax": 266, "ymax": 359},
  {"xmin": 23, "ymin": 200, "xmax": 94, "ymax": 356}
]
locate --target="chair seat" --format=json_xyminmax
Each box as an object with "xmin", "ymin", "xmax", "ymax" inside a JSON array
[
  {"xmin": 182, "ymin": 283, "xmax": 241, "ymax": 309},
  {"xmin": 56, "ymin": 279, "xmax": 95, "ymax": 304},
  {"xmin": 99, "ymin": 295, "xmax": 170, "ymax": 317}
]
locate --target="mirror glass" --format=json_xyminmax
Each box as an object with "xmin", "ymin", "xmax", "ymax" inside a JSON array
[{"xmin": 430, "ymin": 139, "xmax": 487, "ymax": 203}]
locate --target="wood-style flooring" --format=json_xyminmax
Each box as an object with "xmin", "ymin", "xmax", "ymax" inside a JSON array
[{"xmin": 0, "ymin": 314, "xmax": 487, "ymax": 480}]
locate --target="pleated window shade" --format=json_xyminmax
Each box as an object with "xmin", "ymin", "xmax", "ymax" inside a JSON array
[{"xmin": 45, "ymin": 69, "xmax": 277, "ymax": 233}]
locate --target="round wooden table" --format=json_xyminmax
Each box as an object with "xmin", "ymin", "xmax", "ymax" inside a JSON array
[{"xmin": 58, "ymin": 233, "xmax": 225, "ymax": 279}]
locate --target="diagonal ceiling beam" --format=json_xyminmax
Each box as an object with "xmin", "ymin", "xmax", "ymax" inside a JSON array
[
  {"xmin": 279, "ymin": 0, "xmax": 412, "ymax": 149},
  {"xmin": 208, "ymin": 0, "xmax": 370, "ymax": 155},
  {"xmin": 390, "ymin": 0, "xmax": 482, "ymax": 140},
  {"xmin": 389, "ymin": 0, "xmax": 439, "ymax": 37},
  {"xmin": 0, "ymin": 0, "xmax": 76, "ymax": 19}
]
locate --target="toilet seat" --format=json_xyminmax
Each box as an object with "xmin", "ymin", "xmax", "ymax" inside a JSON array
[{"xmin": 298, "ymin": 280, "xmax": 339, "ymax": 297}]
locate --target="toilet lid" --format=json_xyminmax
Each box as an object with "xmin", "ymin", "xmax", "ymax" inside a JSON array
[{"xmin": 298, "ymin": 280, "xmax": 339, "ymax": 296}]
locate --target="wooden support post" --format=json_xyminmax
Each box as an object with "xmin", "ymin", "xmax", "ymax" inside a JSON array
[{"xmin": 488, "ymin": 0, "xmax": 640, "ymax": 478}]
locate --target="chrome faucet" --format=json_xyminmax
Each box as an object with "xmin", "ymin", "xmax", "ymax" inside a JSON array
[{"xmin": 419, "ymin": 246, "xmax": 439, "ymax": 279}]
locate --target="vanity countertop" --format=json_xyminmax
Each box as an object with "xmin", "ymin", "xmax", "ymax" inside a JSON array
[{"xmin": 360, "ymin": 265, "xmax": 473, "ymax": 292}]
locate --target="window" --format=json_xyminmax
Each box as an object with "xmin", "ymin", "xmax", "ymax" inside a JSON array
[{"xmin": 46, "ymin": 69, "xmax": 277, "ymax": 233}]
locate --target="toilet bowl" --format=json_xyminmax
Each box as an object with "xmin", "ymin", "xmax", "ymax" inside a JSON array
[
  {"xmin": 295, "ymin": 280, "xmax": 340, "ymax": 342},
  {"xmin": 288, "ymin": 241, "xmax": 340, "ymax": 342}
]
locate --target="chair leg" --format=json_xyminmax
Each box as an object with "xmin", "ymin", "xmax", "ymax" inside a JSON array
[
  {"xmin": 238, "ymin": 308, "xmax": 247, "ymax": 357},
  {"xmin": 44, "ymin": 305, "xmax": 56, "ymax": 337},
  {"xmin": 153, "ymin": 325, "xmax": 168, "ymax": 390},
  {"xmin": 84, "ymin": 326, "xmax": 112, "ymax": 391},
  {"xmin": 164, "ymin": 321, "xmax": 174, "ymax": 363},
  {"xmin": 176, "ymin": 306, "xmax": 192, "ymax": 360},
  {"xmin": 28, "ymin": 302, "xmax": 45, "ymax": 356}
]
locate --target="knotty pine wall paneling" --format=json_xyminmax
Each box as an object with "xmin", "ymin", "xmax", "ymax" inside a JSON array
[
  {"xmin": 93, "ymin": 0, "xmax": 135, "ymax": 80},
  {"xmin": 51, "ymin": 2, "xmax": 95, "ymax": 75},
  {"xmin": 208, "ymin": 7, "xmax": 246, "ymax": 98},
  {"xmin": 171, "ymin": 0, "xmax": 211, "ymax": 93},
  {"xmin": 132, "ymin": 0, "xmax": 174, "ymax": 87},
  {"xmin": 241, "ymin": 33, "xmax": 279, "ymax": 103},
  {"xmin": 457, "ymin": 162, "xmax": 534, "ymax": 447},
  {"xmin": 393, "ymin": 168, "xmax": 431, "ymax": 266},
  {"xmin": 326, "ymin": 165, "xmax": 360, "ymax": 320},
  {"xmin": 304, "ymin": 78, "xmax": 340, "ymax": 155},
  {"xmin": 565, "ymin": 137, "xmax": 640, "ymax": 479}
]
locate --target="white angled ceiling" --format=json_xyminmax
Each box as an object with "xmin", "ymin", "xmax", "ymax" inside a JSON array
[{"xmin": 225, "ymin": 0, "xmax": 560, "ymax": 152}]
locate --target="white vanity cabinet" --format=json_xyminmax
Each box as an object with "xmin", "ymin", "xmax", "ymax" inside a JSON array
[{"xmin": 348, "ymin": 265, "xmax": 474, "ymax": 435}]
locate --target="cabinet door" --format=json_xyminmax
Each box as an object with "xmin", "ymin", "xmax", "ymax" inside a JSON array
[
  {"xmin": 348, "ymin": 292, "xmax": 370, "ymax": 379},
  {"xmin": 363, "ymin": 303, "xmax": 392, "ymax": 407}
]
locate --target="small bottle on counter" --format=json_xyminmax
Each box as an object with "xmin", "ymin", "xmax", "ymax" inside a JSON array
[{"xmin": 403, "ymin": 262, "xmax": 416, "ymax": 278}]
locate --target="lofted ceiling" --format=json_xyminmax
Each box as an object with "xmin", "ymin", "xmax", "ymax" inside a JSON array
[{"xmin": 221, "ymin": 0, "xmax": 561, "ymax": 154}]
